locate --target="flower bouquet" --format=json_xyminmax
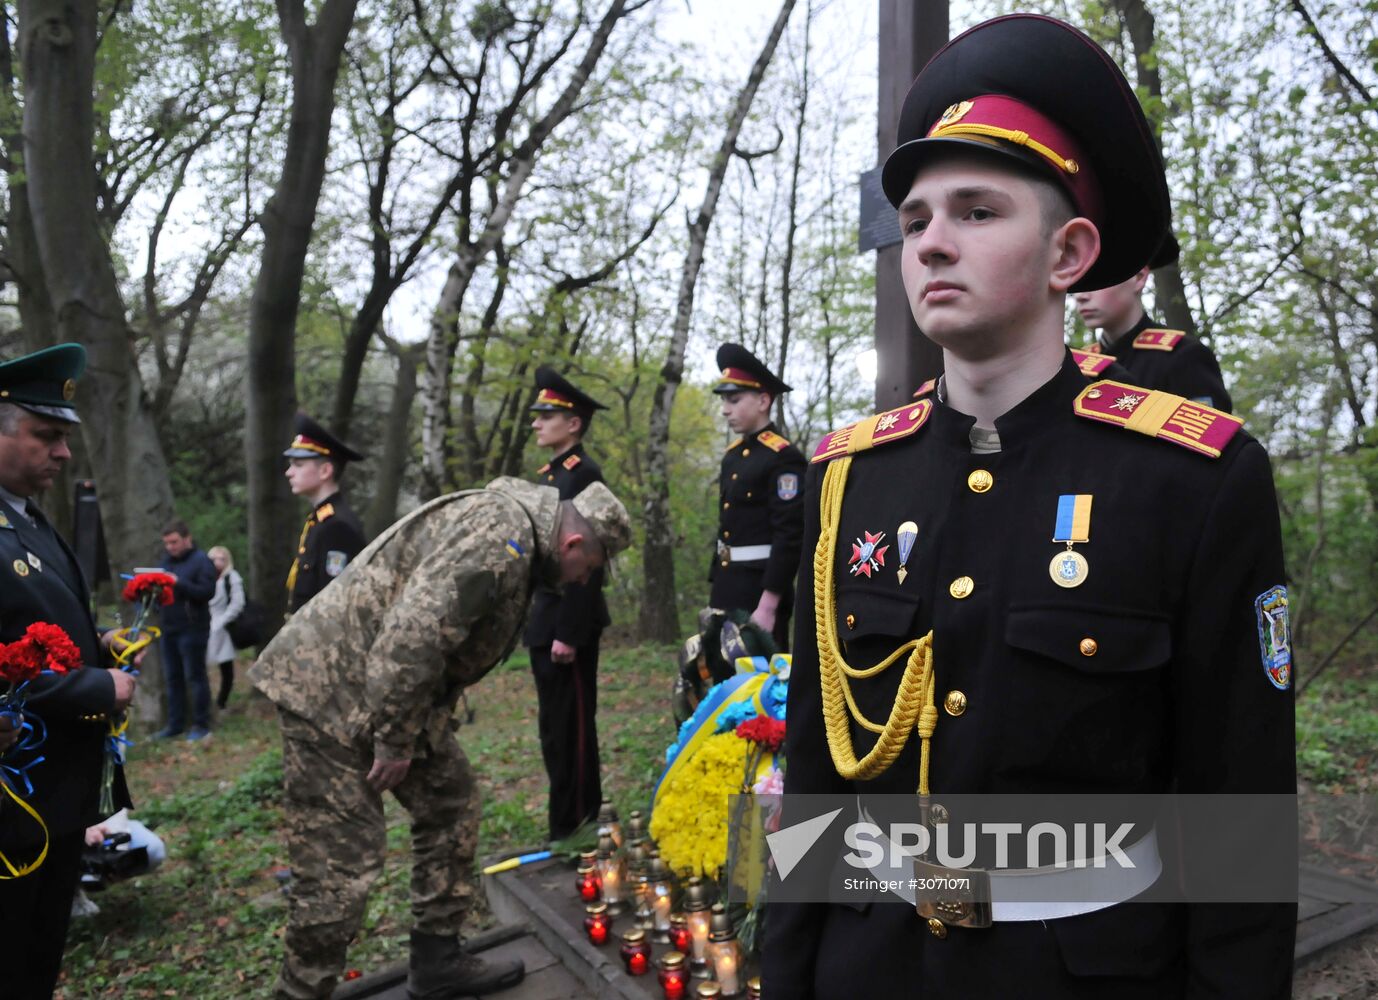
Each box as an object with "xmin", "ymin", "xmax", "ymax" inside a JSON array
[{"xmin": 0, "ymin": 622, "xmax": 80, "ymax": 879}]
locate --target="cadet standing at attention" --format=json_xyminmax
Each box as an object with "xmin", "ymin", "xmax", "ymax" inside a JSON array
[
  {"xmin": 283, "ymin": 413, "xmax": 367, "ymax": 612},
  {"xmin": 709, "ymin": 343, "xmax": 806, "ymax": 649},
  {"xmin": 764, "ymin": 14, "xmax": 1295, "ymax": 998},
  {"xmin": 523, "ymin": 365, "xmax": 611, "ymax": 841},
  {"xmin": 1073, "ymin": 238, "xmax": 1233, "ymax": 411}
]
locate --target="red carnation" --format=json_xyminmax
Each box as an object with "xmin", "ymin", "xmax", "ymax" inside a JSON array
[
  {"xmin": 122, "ymin": 571, "xmax": 176, "ymax": 606},
  {"xmin": 0, "ymin": 638, "xmax": 43, "ymax": 685},
  {"xmin": 734, "ymin": 715, "xmax": 786, "ymax": 752},
  {"xmin": 22, "ymin": 622, "xmax": 82, "ymax": 674}
]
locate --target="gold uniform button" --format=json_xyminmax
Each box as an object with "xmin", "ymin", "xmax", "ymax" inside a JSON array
[
  {"xmin": 927, "ymin": 917, "xmax": 947, "ymax": 939},
  {"xmin": 1086, "ymin": 388, "xmax": 1102, "ymax": 399},
  {"xmin": 967, "ymin": 469, "xmax": 994, "ymax": 493},
  {"xmin": 721, "ymin": 560, "xmax": 729, "ymax": 568},
  {"xmin": 741, "ymin": 448, "xmax": 750, "ymax": 457},
  {"xmin": 929, "ymin": 803, "xmax": 950, "ymax": 824},
  {"xmin": 1080, "ymin": 637, "xmax": 1098, "ymax": 657},
  {"xmin": 724, "ymin": 531, "xmax": 731, "ymax": 538},
  {"xmin": 723, "ymin": 502, "xmax": 730, "ymax": 509},
  {"xmin": 746, "ymin": 491, "xmax": 752, "ymax": 498},
  {"xmin": 845, "ymin": 614, "xmax": 856, "ymax": 630},
  {"xmin": 943, "ymin": 690, "xmax": 967, "ymax": 716},
  {"xmin": 731, "ymin": 473, "xmax": 738, "ymax": 480},
  {"xmin": 949, "ymin": 576, "xmax": 974, "ymax": 599}
]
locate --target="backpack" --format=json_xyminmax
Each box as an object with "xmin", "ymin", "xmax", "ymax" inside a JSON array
[{"xmin": 221, "ymin": 572, "xmax": 266, "ymax": 650}]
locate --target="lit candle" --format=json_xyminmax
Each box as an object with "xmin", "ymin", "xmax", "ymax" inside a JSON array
[
  {"xmin": 575, "ymin": 863, "xmax": 601, "ymax": 902},
  {"xmin": 669, "ymin": 913, "xmax": 692, "ymax": 954},
  {"xmin": 708, "ymin": 902, "xmax": 744, "ymax": 996},
  {"xmin": 619, "ymin": 928, "xmax": 652, "ymax": 976},
  {"xmin": 657, "ymin": 951, "xmax": 688, "ymax": 999},
  {"xmin": 584, "ymin": 902, "xmax": 611, "ymax": 946},
  {"xmin": 682, "ymin": 877, "xmax": 715, "ymax": 978}
]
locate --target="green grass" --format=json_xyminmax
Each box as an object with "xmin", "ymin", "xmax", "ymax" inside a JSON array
[
  {"xmin": 1296, "ymin": 665, "xmax": 1378, "ymax": 792},
  {"xmin": 58, "ymin": 643, "xmax": 677, "ymax": 998}
]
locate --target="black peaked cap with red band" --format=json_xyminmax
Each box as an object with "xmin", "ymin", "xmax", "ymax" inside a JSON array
[
  {"xmin": 283, "ymin": 412, "xmax": 366, "ymax": 463},
  {"xmin": 712, "ymin": 343, "xmax": 791, "ymax": 396},
  {"xmin": 880, "ymin": 13, "xmax": 1172, "ymax": 292},
  {"xmin": 529, "ymin": 365, "xmax": 608, "ymax": 423}
]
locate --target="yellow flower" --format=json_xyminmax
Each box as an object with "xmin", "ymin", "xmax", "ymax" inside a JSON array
[{"xmin": 651, "ymin": 733, "xmax": 769, "ymax": 877}]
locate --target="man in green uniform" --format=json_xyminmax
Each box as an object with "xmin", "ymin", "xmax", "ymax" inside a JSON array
[
  {"xmin": 284, "ymin": 413, "xmax": 366, "ymax": 612},
  {"xmin": 764, "ymin": 14, "xmax": 1294, "ymax": 998},
  {"xmin": 254, "ymin": 476, "xmax": 631, "ymax": 1000},
  {"xmin": 0, "ymin": 343, "xmax": 135, "ymax": 998}
]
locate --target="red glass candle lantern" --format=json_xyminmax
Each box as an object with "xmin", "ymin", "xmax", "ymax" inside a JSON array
[
  {"xmin": 694, "ymin": 983, "xmax": 723, "ymax": 998},
  {"xmin": 657, "ymin": 951, "xmax": 688, "ymax": 999},
  {"xmin": 584, "ymin": 902, "xmax": 611, "ymax": 946},
  {"xmin": 619, "ymin": 928, "xmax": 652, "ymax": 976},
  {"xmin": 575, "ymin": 863, "xmax": 601, "ymax": 902},
  {"xmin": 745, "ymin": 977, "xmax": 762, "ymax": 999},
  {"xmin": 669, "ymin": 913, "xmax": 692, "ymax": 955}
]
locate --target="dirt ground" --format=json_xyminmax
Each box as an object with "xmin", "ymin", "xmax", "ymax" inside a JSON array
[{"xmin": 1294, "ymin": 924, "xmax": 1378, "ymax": 999}]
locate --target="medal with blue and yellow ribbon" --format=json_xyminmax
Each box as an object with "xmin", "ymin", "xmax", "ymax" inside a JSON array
[{"xmin": 1049, "ymin": 494, "xmax": 1092, "ymax": 588}]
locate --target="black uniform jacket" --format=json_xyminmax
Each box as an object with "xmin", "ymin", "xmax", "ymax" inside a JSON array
[
  {"xmin": 708, "ymin": 422, "xmax": 807, "ymax": 613},
  {"xmin": 0, "ymin": 503, "xmax": 127, "ymax": 849},
  {"xmin": 289, "ymin": 491, "xmax": 366, "ymax": 611},
  {"xmin": 764, "ymin": 354, "xmax": 1295, "ymax": 998},
  {"xmin": 523, "ymin": 444, "xmax": 610, "ymax": 648},
  {"xmin": 1102, "ymin": 313, "xmax": 1233, "ymax": 413}
]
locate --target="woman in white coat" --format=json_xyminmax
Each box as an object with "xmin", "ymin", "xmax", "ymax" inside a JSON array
[{"xmin": 207, "ymin": 545, "xmax": 245, "ymax": 710}]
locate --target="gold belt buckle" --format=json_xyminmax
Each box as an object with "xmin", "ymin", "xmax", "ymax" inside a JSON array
[{"xmin": 912, "ymin": 857, "xmax": 993, "ymax": 929}]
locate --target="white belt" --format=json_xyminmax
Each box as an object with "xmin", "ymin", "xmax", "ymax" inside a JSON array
[
  {"xmin": 860, "ymin": 805, "xmax": 1162, "ymax": 923},
  {"xmin": 719, "ymin": 543, "xmax": 771, "ymax": 562}
]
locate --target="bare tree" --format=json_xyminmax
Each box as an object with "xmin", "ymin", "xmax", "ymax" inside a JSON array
[{"xmin": 640, "ymin": 0, "xmax": 800, "ymax": 640}]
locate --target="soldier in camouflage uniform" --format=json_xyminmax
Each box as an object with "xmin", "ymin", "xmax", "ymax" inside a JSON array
[{"xmin": 252, "ymin": 476, "xmax": 632, "ymax": 1000}]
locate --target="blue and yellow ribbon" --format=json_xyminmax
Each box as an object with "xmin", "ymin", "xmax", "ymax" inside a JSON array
[{"xmin": 1053, "ymin": 494, "xmax": 1093, "ymax": 543}]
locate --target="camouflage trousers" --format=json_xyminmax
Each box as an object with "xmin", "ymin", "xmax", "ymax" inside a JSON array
[{"xmin": 274, "ymin": 709, "xmax": 480, "ymax": 1000}]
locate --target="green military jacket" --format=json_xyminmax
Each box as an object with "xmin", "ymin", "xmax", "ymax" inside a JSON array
[{"xmin": 252, "ymin": 477, "xmax": 560, "ymax": 758}]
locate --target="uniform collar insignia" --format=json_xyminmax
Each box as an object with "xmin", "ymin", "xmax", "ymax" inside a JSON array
[
  {"xmin": 316, "ymin": 503, "xmax": 335, "ymax": 521},
  {"xmin": 1070, "ymin": 348, "xmax": 1116, "ymax": 377},
  {"xmin": 537, "ymin": 463, "xmax": 551, "ymax": 474},
  {"xmin": 563, "ymin": 453, "xmax": 582, "ymax": 470}
]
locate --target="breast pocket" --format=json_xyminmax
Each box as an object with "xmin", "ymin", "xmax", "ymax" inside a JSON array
[
  {"xmin": 1005, "ymin": 604, "xmax": 1170, "ymax": 674},
  {"xmin": 1000, "ymin": 604, "xmax": 1172, "ymax": 785},
  {"xmin": 836, "ymin": 587, "xmax": 923, "ymax": 644}
]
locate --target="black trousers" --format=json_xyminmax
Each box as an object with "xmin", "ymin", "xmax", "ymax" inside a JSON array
[
  {"xmin": 529, "ymin": 637, "xmax": 602, "ymax": 841},
  {"xmin": 0, "ymin": 828, "xmax": 85, "ymax": 998}
]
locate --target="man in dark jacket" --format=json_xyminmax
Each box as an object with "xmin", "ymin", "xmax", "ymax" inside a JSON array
[
  {"xmin": 709, "ymin": 343, "xmax": 806, "ymax": 649},
  {"xmin": 764, "ymin": 15, "xmax": 1294, "ymax": 998},
  {"xmin": 154, "ymin": 520, "xmax": 217, "ymax": 741},
  {"xmin": 0, "ymin": 343, "xmax": 135, "ymax": 998},
  {"xmin": 284, "ymin": 413, "xmax": 367, "ymax": 612},
  {"xmin": 522, "ymin": 365, "xmax": 611, "ymax": 840}
]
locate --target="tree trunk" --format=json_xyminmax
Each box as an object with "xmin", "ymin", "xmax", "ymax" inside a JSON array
[
  {"xmin": 366, "ymin": 340, "xmax": 419, "ymax": 536},
  {"xmin": 19, "ymin": 0, "xmax": 177, "ymax": 724},
  {"xmin": 639, "ymin": 0, "xmax": 799, "ymax": 641},
  {"xmin": 1111, "ymin": 0, "xmax": 1196, "ymax": 334},
  {"xmin": 245, "ymin": 0, "xmax": 359, "ymax": 629}
]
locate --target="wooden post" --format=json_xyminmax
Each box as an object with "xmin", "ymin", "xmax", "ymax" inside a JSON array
[{"xmin": 874, "ymin": 0, "xmax": 948, "ymax": 409}]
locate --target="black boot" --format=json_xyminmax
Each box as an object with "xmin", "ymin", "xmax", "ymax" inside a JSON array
[{"xmin": 407, "ymin": 930, "xmax": 525, "ymax": 998}]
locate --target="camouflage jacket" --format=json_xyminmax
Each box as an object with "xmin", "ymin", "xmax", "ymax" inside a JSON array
[{"xmin": 251, "ymin": 477, "xmax": 561, "ymax": 757}]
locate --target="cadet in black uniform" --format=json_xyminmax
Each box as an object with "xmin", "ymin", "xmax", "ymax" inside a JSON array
[
  {"xmin": 764, "ymin": 15, "xmax": 1295, "ymax": 998},
  {"xmin": 283, "ymin": 413, "xmax": 367, "ymax": 612},
  {"xmin": 0, "ymin": 343, "xmax": 136, "ymax": 998},
  {"xmin": 1073, "ymin": 242, "xmax": 1232, "ymax": 411},
  {"xmin": 523, "ymin": 366, "xmax": 611, "ymax": 840},
  {"xmin": 709, "ymin": 343, "xmax": 806, "ymax": 649}
]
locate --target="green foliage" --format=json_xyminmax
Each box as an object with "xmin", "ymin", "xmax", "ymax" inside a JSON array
[{"xmin": 1296, "ymin": 669, "xmax": 1378, "ymax": 791}]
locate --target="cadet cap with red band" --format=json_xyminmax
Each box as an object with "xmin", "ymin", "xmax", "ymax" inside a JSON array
[{"xmin": 880, "ymin": 14, "xmax": 1172, "ymax": 293}]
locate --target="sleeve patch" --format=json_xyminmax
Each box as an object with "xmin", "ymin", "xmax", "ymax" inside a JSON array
[
  {"xmin": 1133, "ymin": 329, "xmax": 1185, "ymax": 351},
  {"xmin": 1254, "ymin": 586, "xmax": 1291, "ymax": 690},
  {"xmin": 777, "ymin": 472, "xmax": 799, "ymax": 500},
  {"xmin": 758, "ymin": 430, "xmax": 791, "ymax": 452},
  {"xmin": 812, "ymin": 400, "xmax": 933, "ymax": 463},
  {"xmin": 325, "ymin": 550, "xmax": 349, "ymax": 577},
  {"xmin": 1073, "ymin": 381, "xmax": 1242, "ymax": 458}
]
